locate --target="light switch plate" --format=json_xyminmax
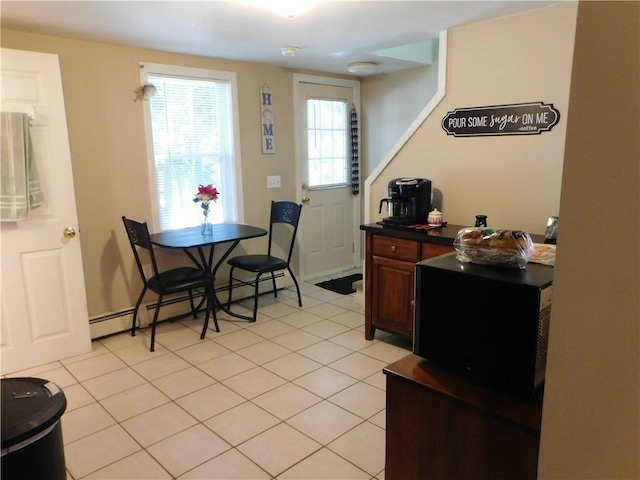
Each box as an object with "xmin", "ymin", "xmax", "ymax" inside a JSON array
[{"xmin": 267, "ymin": 175, "xmax": 281, "ymax": 188}]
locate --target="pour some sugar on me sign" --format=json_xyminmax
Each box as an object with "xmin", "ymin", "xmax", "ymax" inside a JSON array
[{"xmin": 442, "ymin": 102, "xmax": 560, "ymax": 137}]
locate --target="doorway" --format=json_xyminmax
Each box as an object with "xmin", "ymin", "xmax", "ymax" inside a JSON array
[
  {"xmin": 294, "ymin": 74, "xmax": 361, "ymax": 280},
  {"xmin": 1, "ymin": 48, "xmax": 91, "ymax": 374}
]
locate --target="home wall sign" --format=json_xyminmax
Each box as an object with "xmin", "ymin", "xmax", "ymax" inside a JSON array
[
  {"xmin": 442, "ymin": 102, "xmax": 560, "ymax": 137},
  {"xmin": 260, "ymin": 83, "xmax": 275, "ymax": 154}
]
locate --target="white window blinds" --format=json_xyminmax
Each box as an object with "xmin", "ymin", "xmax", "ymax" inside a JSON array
[{"xmin": 145, "ymin": 70, "xmax": 239, "ymax": 231}]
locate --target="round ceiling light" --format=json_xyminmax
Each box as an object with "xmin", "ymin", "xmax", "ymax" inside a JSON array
[
  {"xmin": 281, "ymin": 46, "xmax": 298, "ymax": 57},
  {"xmin": 347, "ymin": 62, "xmax": 378, "ymax": 74}
]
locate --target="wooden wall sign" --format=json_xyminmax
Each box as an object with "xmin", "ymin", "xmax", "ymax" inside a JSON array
[
  {"xmin": 260, "ymin": 84, "xmax": 275, "ymax": 154},
  {"xmin": 442, "ymin": 102, "xmax": 560, "ymax": 137}
]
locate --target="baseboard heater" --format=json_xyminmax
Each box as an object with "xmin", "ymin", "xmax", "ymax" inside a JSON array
[{"xmin": 89, "ymin": 272, "xmax": 287, "ymax": 340}]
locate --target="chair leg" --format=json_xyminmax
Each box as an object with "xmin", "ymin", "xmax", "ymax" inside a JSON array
[
  {"xmin": 150, "ymin": 295, "xmax": 163, "ymax": 352},
  {"xmin": 288, "ymin": 267, "xmax": 303, "ymax": 307},
  {"xmin": 271, "ymin": 272, "xmax": 278, "ymax": 298},
  {"xmin": 227, "ymin": 266, "xmax": 236, "ymax": 308},
  {"xmin": 132, "ymin": 287, "xmax": 147, "ymax": 337},
  {"xmin": 252, "ymin": 273, "xmax": 263, "ymax": 322},
  {"xmin": 188, "ymin": 289, "xmax": 197, "ymax": 318}
]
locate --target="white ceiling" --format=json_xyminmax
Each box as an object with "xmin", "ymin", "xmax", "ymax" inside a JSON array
[{"xmin": 1, "ymin": 1, "xmax": 560, "ymax": 76}]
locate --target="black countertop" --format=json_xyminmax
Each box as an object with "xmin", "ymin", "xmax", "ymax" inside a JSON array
[
  {"xmin": 360, "ymin": 222, "xmax": 547, "ymax": 246},
  {"xmin": 360, "ymin": 222, "xmax": 466, "ymax": 246}
]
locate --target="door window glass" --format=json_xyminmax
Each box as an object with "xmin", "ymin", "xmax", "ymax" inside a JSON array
[{"xmin": 306, "ymin": 98, "xmax": 349, "ymax": 188}]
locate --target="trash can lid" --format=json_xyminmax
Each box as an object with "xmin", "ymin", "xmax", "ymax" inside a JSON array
[{"xmin": 1, "ymin": 377, "xmax": 67, "ymax": 450}]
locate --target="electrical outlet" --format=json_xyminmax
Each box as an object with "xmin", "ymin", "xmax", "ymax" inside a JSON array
[{"xmin": 267, "ymin": 175, "xmax": 281, "ymax": 188}]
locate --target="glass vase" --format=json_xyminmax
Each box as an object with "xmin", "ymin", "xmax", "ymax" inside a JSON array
[{"xmin": 201, "ymin": 203, "xmax": 213, "ymax": 235}]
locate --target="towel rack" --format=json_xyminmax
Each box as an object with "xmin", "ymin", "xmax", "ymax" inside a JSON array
[{"xmin": 0, "ymin": 108, "xmax": 48, "ymax": 127}]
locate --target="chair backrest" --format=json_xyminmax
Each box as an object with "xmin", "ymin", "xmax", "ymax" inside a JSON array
[
  {"xmin": 122, "ymin": 216, "xmax": 159, "ymax": 285},
  {"xmin": 267, "ymin": 201, "xmax": 302, "ymax": 263}
]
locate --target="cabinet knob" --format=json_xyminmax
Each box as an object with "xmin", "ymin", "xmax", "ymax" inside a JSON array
[{"xmin": 391, "ymin": 245, "xmax": 397, "ymax": 252}]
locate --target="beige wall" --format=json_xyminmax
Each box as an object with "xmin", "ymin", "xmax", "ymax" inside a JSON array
[
  {"xmin": 0, "ymin": 30, "xmax": 349, "ymax": 317},
  {"xmin": 538, "ymin": 1, "xmax": 640, "ymax": 478},
  {"xmin": 368, "ymin": 4, "xmax": 578, "ymax": 234},
  {"xmin": 364, "ymin": 1, "xmax": 640, "ymax": 477},
  {"xmin": 362, "ymin": 56, "xmax": 439, "ymax": 178}
]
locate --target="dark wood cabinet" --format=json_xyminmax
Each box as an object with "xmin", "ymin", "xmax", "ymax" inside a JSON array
[
  {"xmin": 370, "ymin": 254, "xmax": 415, "ymax": 338},
  {"xmin": 362, "ymin": 224, "xmax": 456, "ymax": 340},
  {"xmin": 384, "ymin": 354, "xmax": 543, "ymax": 480}
]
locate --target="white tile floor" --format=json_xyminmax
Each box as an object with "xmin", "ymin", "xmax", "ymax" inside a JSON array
[{"xmin": 8, "ymin": 273, "xmax": 413, "ymax": 480}]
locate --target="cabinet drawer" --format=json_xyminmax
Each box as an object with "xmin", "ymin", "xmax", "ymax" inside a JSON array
[
  {"xmin": 372, "ymin": 235, "xmax": 420, "ymax": 262},
  {"xmin": 421, "ymin": 242, "xmax": 454, "ymax": 260}
]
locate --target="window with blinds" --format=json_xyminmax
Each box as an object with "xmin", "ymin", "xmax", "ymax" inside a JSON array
[
  {"xmin": 141, "ymin": 64, "xmax": 241, "ymax": 231},
  {"xmin": 306, "ymin": 98, "xmax": 349, "ymax": 188}
]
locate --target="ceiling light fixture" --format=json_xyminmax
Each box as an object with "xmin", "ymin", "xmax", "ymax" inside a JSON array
[
  {"xmin": 347, "ymin": 62, "xmax": 378, "ymax": 75},
  {"xmin": 281, "ymin": 46, "xmax": 297, "ymax": 57},
  {"xmin": 239, "ymin": 0, "xmax": 321, "ymax": 19}
]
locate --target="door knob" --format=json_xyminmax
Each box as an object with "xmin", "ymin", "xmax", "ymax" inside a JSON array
[
  {"xmin": 302, "ymin": 196, "xmax": 311, "ymax": 204},
  {"xmin": 63, "ymin": 227, "xmax": 76, "ymax": 238},
  {"xmin": 301, "ymin": 183, "xmax": 309, "ymax": 190}
]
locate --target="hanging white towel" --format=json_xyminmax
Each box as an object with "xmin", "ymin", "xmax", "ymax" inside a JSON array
[{"xmin": 0, "ymin": 112, "xmax": 43, "ymax": 221}]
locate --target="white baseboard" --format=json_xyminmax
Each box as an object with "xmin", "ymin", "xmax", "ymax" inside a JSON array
[{"xmin": 89, "ymin": 306, "xmax": 150, "ymax": 339}]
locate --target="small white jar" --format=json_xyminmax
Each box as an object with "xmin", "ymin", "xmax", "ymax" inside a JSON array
[{"xmin": 428, "ymin": 208, "xmax": 443, "ymax": 226}]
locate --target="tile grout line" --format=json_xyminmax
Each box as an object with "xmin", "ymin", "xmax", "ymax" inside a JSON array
[{"xmin": 8, "ymin": 282, "xmax": 393, "ymax": 480}]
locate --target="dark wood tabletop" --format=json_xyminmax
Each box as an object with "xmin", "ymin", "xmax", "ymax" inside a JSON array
[{"xmin": 150, "ymin": 223, "xmax": 267, "ymax": 249}]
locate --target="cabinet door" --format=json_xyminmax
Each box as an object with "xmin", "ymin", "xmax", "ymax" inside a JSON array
[
  {"xmin": 386, "ymin": 372, "xmax": 540, "ymax": 480},
  {"xmin": 371, "ymin": 255, "xmax": 415, "ymax": 338}
]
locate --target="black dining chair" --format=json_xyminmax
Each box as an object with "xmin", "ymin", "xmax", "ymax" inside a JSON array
[
  {"xmin": 226, "ymin": 201, "xmax": 303, "ymax": 321},
  {"xmin": 122, "ymin": 216, "xmax": 219, "ymax": 352}
]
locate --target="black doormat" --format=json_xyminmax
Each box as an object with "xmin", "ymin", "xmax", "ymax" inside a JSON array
[{"xmin": 315, "ymin": 274, "xmax": 363, "ymax": 295}]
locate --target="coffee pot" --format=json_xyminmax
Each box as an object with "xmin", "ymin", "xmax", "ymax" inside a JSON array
[
  {"xmin": 379, "ymin": 198, "xmax": 410, "ymax": 218},
  {"xmin": 379, "ymin": 177, "xmax": 432, "ymax": 225}
]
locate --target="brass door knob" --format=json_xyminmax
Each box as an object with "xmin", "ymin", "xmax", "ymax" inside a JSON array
[
  {"xmin": 301, "ymin": 183, "xmax": 309, "ymax": 190},
  {"xmin": 63, "ymin": 227, "xmax": 76, "ymax": 238},
  {"xmin": 302, "ymin": 196, "xmax": 311, "ymax": 204}
]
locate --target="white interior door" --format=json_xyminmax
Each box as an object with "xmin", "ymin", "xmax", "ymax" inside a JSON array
[
  {"xmin": 295, "ymin": 76, "xmax": 361, "ymax": 280},
  {"xmin": 1, "ymin": 48, "xmax": 91, "ymax": 374}
]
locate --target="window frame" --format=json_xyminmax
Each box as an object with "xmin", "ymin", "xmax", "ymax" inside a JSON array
[{"xmin": 139, "ymin": 62, "xmax": 244, "ymax": 232}]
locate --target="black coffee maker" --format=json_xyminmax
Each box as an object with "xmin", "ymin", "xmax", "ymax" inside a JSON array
[{"xmin": 379, "ymin": 177, "xmax": 432, "ymax": 224}]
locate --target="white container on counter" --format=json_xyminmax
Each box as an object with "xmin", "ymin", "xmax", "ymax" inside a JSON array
[{"xmin": 428, "ymin": 209, "xmax": 443, "ymax": 226}]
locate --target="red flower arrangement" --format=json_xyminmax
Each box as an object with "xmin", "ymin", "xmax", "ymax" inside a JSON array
[
  {"xmin": 194, "ymin": 184, "xmax": 219, "ymax": 234},
  {"xmin": 193, "ymin": 184, "xmax": 219, "ymax": 203}
]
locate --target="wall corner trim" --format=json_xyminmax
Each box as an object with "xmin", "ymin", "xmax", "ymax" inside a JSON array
[{"xmin": 363, "ymin": 29, "xmax": 448, "ymax": 224}]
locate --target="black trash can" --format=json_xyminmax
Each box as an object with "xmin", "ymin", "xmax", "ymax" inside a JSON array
[{"xmin": 1, "ymin": 377, "xmax": 67, "ymax": 480}]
